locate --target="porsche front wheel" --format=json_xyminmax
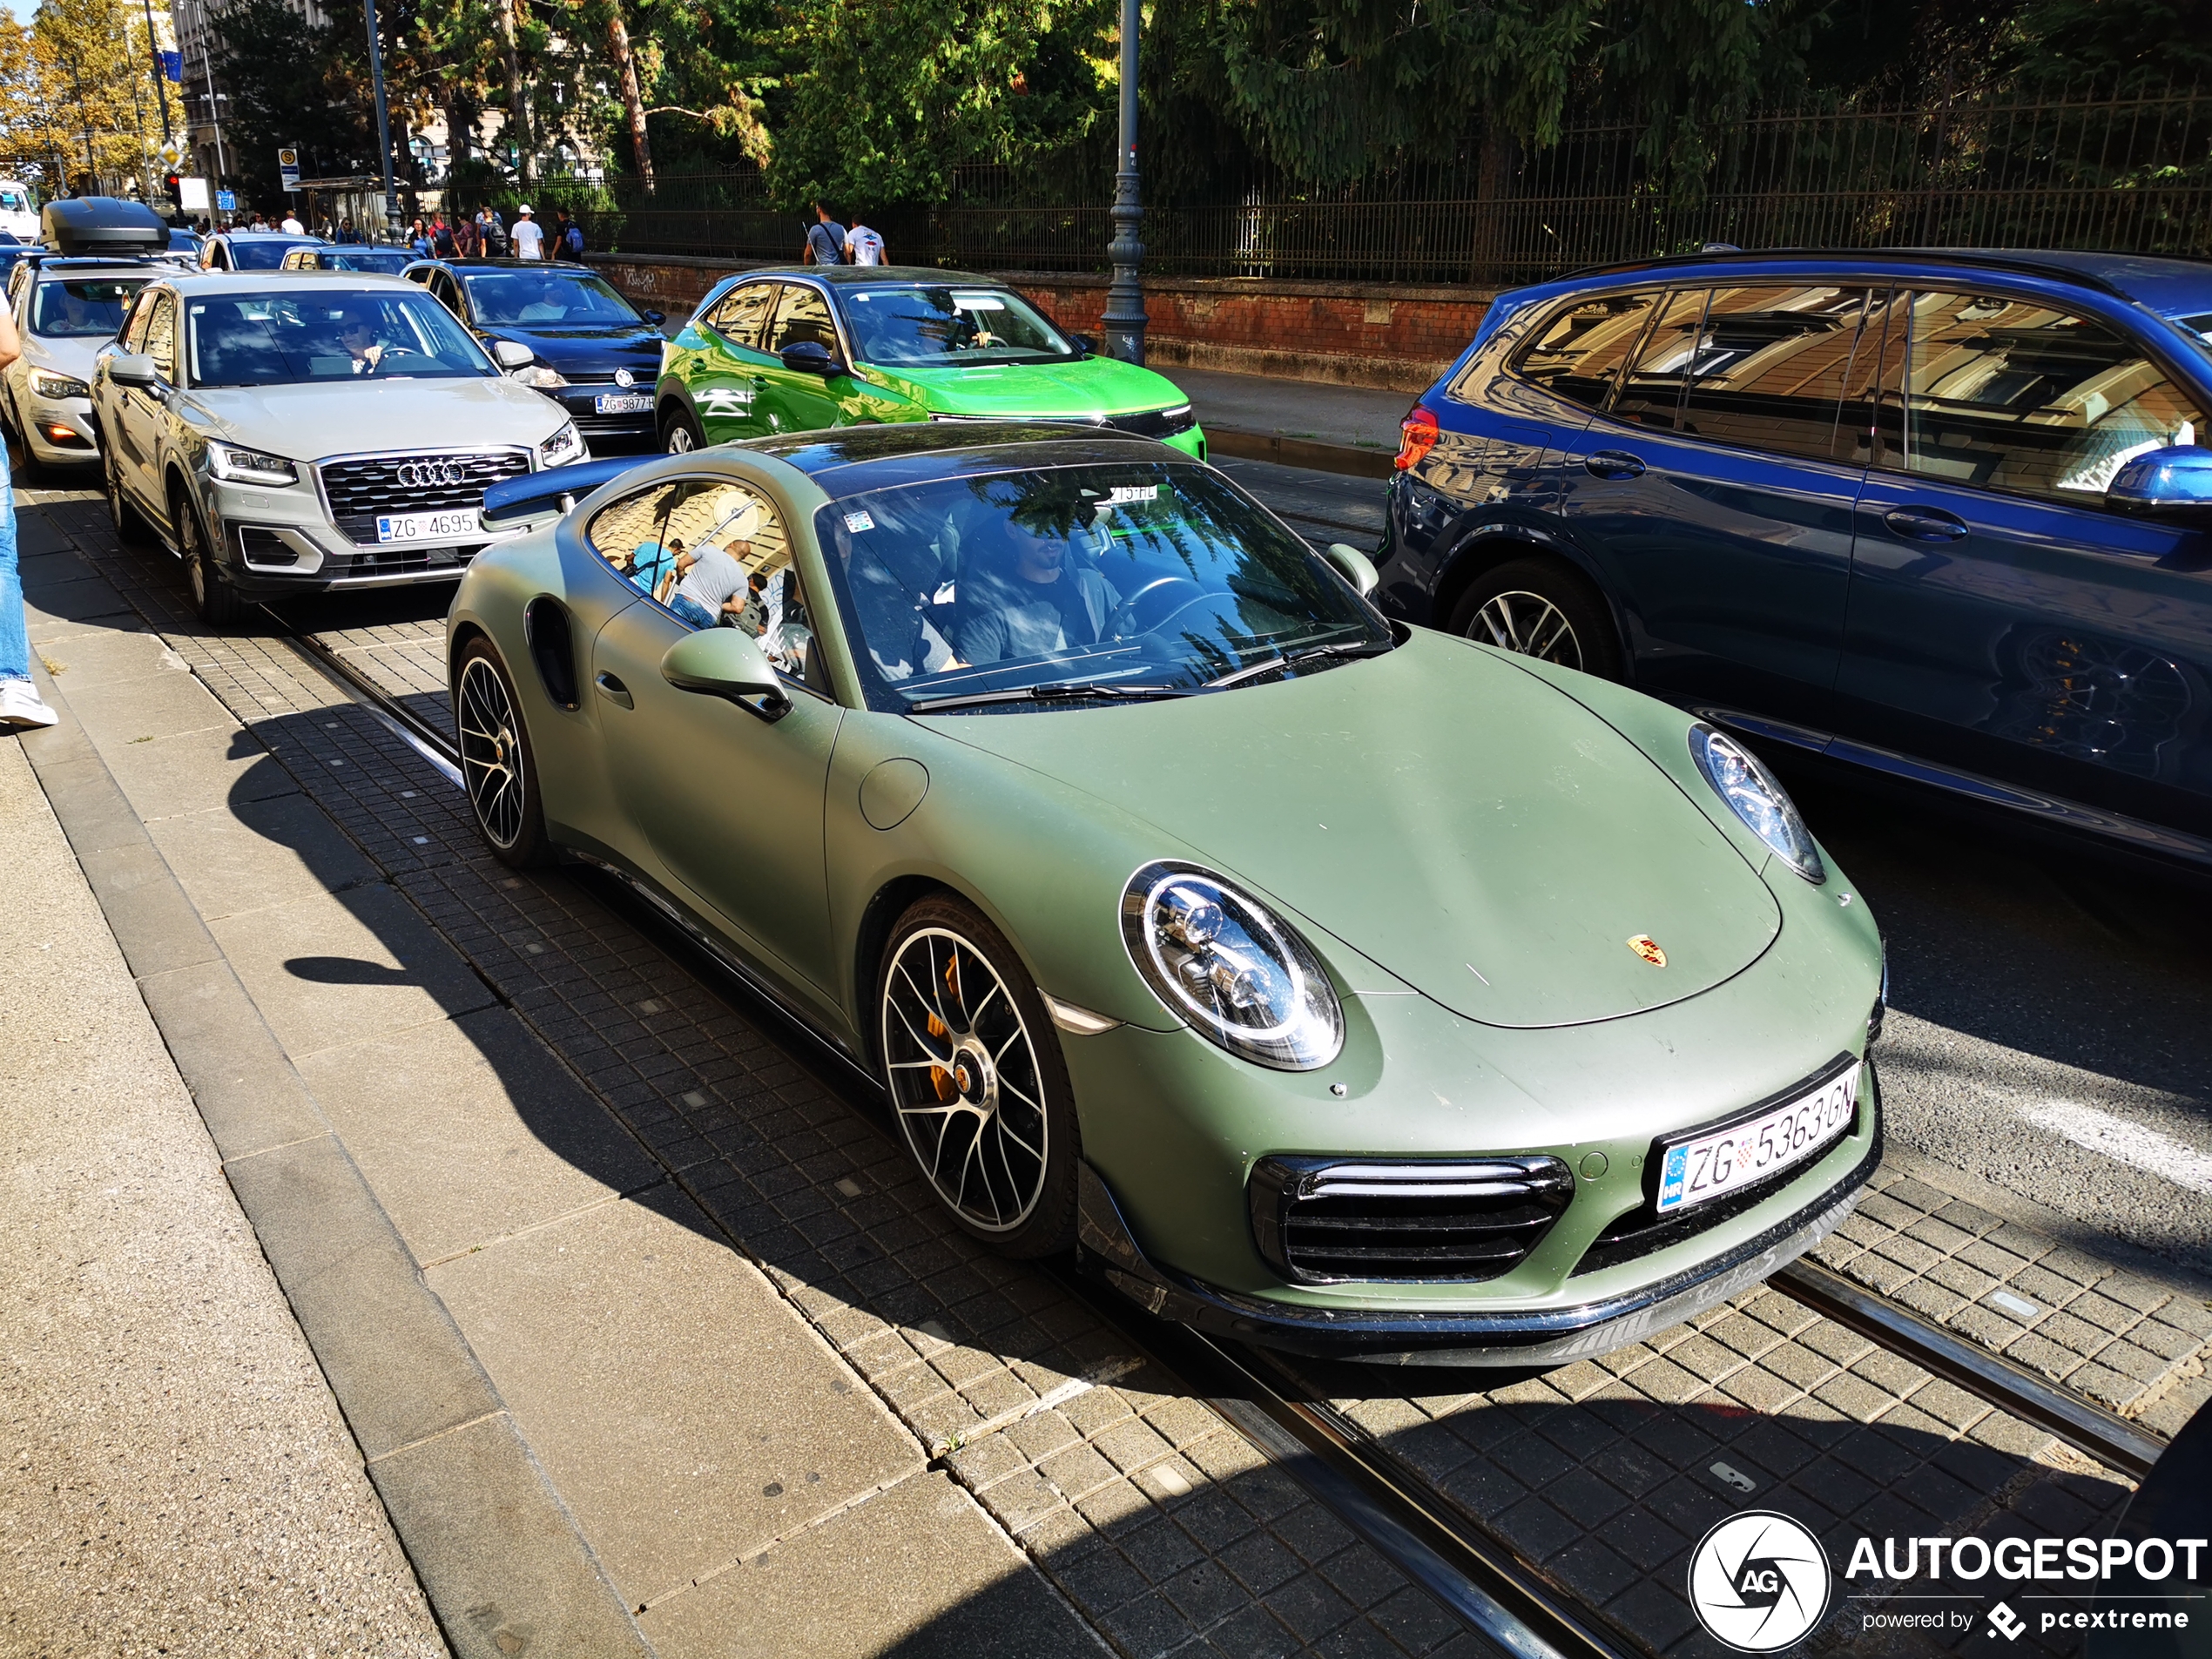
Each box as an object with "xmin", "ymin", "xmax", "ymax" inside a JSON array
[{"xmin": 878, "ymin": 896, "xmax": 1079, "ymax": 1256}]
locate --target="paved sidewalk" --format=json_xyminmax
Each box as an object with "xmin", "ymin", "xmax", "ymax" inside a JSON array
[{"xmin": 0, "ymin": 736, "xmax": 447, "ymax": 1656}]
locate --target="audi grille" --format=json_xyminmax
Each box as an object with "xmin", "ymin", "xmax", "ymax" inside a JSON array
[{"xmin": 316, "ymin": 449, "xmax": 532, "ymax": 544}]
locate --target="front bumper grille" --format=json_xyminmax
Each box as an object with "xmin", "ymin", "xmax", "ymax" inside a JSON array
[
  {"xmin": 315, "ymin": 449, "xmax": 530, "ymax": 544},
  {"xmin": 1250, "ymin": 1156, "xmax": 1574, "ymax": 1285}
]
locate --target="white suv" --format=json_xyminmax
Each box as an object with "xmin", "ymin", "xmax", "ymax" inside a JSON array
[{"xmin": 91, "ymin": 270, "xmax": 584, "ymax": 625}]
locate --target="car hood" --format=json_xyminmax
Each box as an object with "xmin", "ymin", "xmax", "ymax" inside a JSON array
[
  {"xmin": 24, "ymin": 332, "xmax": 111, "ymax": 382},
  {"xmin": 179, "ymin": 376, "xmax": 567, "ymax": 457},
  {"xmin": 928, "ymin": 631, "xmax": 1783, "ymax": 1028},
  {"xmin": 481, "ymin": 324, "xmax": 666, "ymax": 373},
  {"xmin": 860, "ymin": 354, "xmax": 1190, "ymax": 420}
]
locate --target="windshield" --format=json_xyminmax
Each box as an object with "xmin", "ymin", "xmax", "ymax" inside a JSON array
[
  {"xmin": 0, "ymin": 187, "xmax": 28, "ymax": 212},
  {"xmin": 185, "ymin": 289, "xmax": 496, "ymax": 387},
  {"xmin": 818, "ymin": 460, "xmax": 1392, "ymax": 713},
  {"xmin": 462, "ymin": 270, "xmax": 641, "ymax": 327},
  {"xmin": 30, "ymin": 276, "xmax": 152, "ymax": 338},
  {"xmin": 318, "ymin": 248, "xmax": 411, "ymax": 273},
  {"xmin": 841, "ymin": 287, "xmax": 1075, "ymax": 366}
]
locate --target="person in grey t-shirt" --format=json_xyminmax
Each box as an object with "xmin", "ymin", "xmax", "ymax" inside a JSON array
[{"xmin": 668, "ymin": 540, "xmax": 752, "ymax": 630}]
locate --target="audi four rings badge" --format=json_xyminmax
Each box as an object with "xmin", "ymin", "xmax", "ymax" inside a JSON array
[{"xmin": 395, "ymin": 461, "xmax": 469, "ymax": 488}]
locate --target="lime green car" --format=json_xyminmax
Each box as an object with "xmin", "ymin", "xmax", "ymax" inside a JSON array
[
  {"xmin": 448, "ymin": 423, "xmax": 1884, "ymax": 1363},
  {"xmin": 653, "ymin": 266, "xmax": 1205, "ymax": 460}
]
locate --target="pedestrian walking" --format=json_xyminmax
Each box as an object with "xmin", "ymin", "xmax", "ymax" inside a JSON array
[
  {"xmin": 845, "ymin": 217, "xmax": 886, "ymax": 265},
  {"xmin": 280, "ymin": 209, "xmax": 304, "ymax": 233},
  {"xmin": 408, "ymin": 217, "xmax": 433, "ymax": 259},
  {"xmin": 556, "ymin": 209, "xmax": 585, "ymax": 260},
  {"xmin": 801, "ymin": 203, "xmax": 846, "ymax": 265},
  {"xmin": 0, "ymin": 288, "xmax": 54, "ymax": 730},
  {"xmin": 482, "ymin": 208, "xmax": 509, "ymax": 257},
  {"xmin": 510, "ymin": 204, "xmax": 544, "ymax": 260},
  {"xmin": 454, "ymin": 213, "xmax": 479, "ymax": 257},
  {"xmin": 433, "ymin": 213, "xmax": 456, "ymax": 257}
]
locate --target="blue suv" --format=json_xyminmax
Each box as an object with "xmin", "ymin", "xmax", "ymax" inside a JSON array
[{"xmin": 1381, "ymin": 250, "xmax": 2212, "ymax": 868}]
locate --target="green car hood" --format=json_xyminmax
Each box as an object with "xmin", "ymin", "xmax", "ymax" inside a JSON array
[
  {"xmin": 863, "ymin": 354, "xmax": 1188, "ymax": 419},
  {"xmin": 929, "ymin": 632, "xmax": 1782, "ymax": 1028}
]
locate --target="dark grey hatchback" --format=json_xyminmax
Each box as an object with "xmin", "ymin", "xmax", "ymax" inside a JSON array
[{"xmin": 1379, "ymin": 250, "xmax": 2212, "ymax": 868}]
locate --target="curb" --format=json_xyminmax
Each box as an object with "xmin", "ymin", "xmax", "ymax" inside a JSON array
[{"xmin": 17, "ymin": 651, "xmax": 655, "ymax": 1659}]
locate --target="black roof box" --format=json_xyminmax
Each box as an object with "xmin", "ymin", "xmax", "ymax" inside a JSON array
[{"xmin": 41, "ymin": 197, "xmax": 167, "ymax": 258}]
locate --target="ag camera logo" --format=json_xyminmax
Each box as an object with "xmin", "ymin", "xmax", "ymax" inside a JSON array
[{"xmin": 1689, "ymin": 1511, "xmax": 1832, "ymax": 1652}]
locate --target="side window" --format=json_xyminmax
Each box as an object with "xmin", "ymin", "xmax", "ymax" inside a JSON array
[
  {"xmin": 1611, "ymin": 289, "xmax": 1710, "ymax": 429},
  {"xmin": 1834, "ymin": 289, "xmax": 1907, "ymax": 467},
  {"xmin": 1675, "ymin": 284, "xmax": 1874, "ymax": 462},
  {"xmin": 766, "ymin": 285, "xmax": 838, "ymax": 356},
  {"xmin": 144, "ymin": 294, "xmax": 179, "ymax": 381},
  {"xmin": 118, "ymin": 289, "xmax": 155, "ymax": 353},
  {"xmin": 1899, "ymin": 292, "xmax": 2205, "ymax": 503},
  {"xmin": 707, "ymin": 281, "xmax": 779, "ymax": 351},
  {"xmin": 431, "ymin": 272, "xmax": 465, "ymax": 318},
  {"xmin": 586, "ymin": 481, "xmax": 689, "ymax": 584},
  {"xmin": 1509, "ymin": 290, "xmax": 1662, "ymax": 410}
]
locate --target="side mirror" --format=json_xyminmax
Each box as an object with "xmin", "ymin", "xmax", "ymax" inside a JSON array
[
  {"xmin": 1068, "ymin": 333, "xmax": 1096, "ymax": 358},
  {"xmin": 108, "ymin": 353, "xmax": 159, "ymax": 388},
  {"xmin": 779, "ymin": 339, "xmax": 848, "ymax": 378},
  {"xmin": 661, "ymin": 625, "xmax": 790, "ymax": 720},
  {"xmin": 491, "ymin": 339, "xmax": 535, "ymax": 370},
  {"xmin": 643, "ymin": 309, "xmax": 665, "ymax": 326},
  {"xmin": 1324, "ymin": 542, "xmax": 1379, "ymax": 599},
  {"xmin": 2108, "ymin": 444, "xmax": 2212, "ymax": 529}
]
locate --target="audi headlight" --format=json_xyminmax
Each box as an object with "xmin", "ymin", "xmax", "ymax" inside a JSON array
[
  {"xmin": 510, "ymin": 362, "xmax": 569, "ymax": 388},
  {"xmin": 538, "ymin": 421, "xmax": 584, "ymax": 466},
  {"xmin": 206, "ymin": 441, "xmax": 299, "ymax": 486},
  {"xmin": 31, "ymin": 370, "xmax": 91, "ymax": 401},
  {"xmin": 1689, "ymin": 724, "xmax": 1825, "ymax": 883},
  {"xmin": 1121, "ymin": 861, "xmax": 1344, "ymax": 1070}
]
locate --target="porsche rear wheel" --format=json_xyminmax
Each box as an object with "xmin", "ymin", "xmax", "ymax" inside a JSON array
[
  {"xmin": 455, "ymin": 640, "xmax": 553, "ymax": 867},
  {"xmin": 878, "ymin": 896, "xmax": 1078, "ymax": 1256}
]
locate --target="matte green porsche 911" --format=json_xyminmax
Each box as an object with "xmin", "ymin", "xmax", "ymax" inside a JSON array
[
  {"xmin": 652, "ymin": 266, "xmax": 1206, "ymax": 460},
  {"xmin": 447, "ymin": 422, "xmax": 1885, "ymax": 1363}
]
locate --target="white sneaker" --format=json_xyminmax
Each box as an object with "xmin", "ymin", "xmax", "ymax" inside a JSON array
[{"xmin": 0, "ymin": 679, "xmax": 57, "ymax": 729}]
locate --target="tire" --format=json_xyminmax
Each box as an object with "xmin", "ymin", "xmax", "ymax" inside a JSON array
[
  {"xmin": 659, "ymin": 402, "xmax": 705, "ymax": 455},
  {"xmin": 877, "ymin": 894, "xmax": 1080, "ymax": 1257},
  {"xmin": 104, "ymin": 443, "xmax": 153, "ymax": 547},
  {"xmin": 455, "ymin": 638, "xmax": 554, "ymax": 868},
  {"xmin": 1447, "ymin": 556, "xmax": 1623, "ymax": 681},
  {"xmin": 1, "ymin": 387, "xmax": 43, "ymax": 488},
  {"xmin": 176, "ymin": 490, "xmax": 247, "ymax": 628}
]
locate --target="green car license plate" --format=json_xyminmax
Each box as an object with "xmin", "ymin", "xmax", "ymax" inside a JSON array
[{"xmin": 1656, "ymin": 1061, "xmax": 1859, "ymax": 1215}]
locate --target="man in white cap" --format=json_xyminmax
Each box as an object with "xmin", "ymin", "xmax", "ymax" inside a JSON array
[{"xmin": 509, "ymin": 203, "xmax": 544, "ymax": 260}]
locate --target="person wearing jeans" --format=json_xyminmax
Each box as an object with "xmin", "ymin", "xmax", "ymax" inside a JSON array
[{"xmin": 0, "ymin": 285, "xmax": 54, "ymax": 730}]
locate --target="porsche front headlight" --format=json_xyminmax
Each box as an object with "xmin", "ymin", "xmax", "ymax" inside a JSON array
[
  {"xmin": 1121, "ymin": 861, "xmax": 1344, "ymax": 1070},
  {"xmin": 1689, "ymin": 724, "xmax": 1825, "ymax": 883}
]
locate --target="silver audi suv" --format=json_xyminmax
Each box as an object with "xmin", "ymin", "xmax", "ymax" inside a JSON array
[{"xmin": 90, "ymin": 270, "xmax": 584, "ymax": 624}]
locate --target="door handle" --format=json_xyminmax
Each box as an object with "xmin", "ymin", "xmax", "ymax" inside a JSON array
[
  {"xmin": 594, "ymin": 671, "xmax": 633, "ymax": 709},
  {"xmin": 1883, "ymin": 506, "xmax": 1968, "ymax": 542},
  {"xmin": 1584, "ymin": 451, "xmax": 1646, "ymax": 481}
]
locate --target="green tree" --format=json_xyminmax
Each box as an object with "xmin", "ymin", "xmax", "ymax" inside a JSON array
[{"xmin": 212, "ymin": 0, "xmax": 372, "ymax": 199}]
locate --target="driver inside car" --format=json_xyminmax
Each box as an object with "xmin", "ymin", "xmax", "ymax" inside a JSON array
[
  {"xmin": 953, "ymin": 529, "xmax": 1122, "ymax": 665},
  {"xmin": 337, "ymin": 303, "xmax": 405, "ymax": 374}
]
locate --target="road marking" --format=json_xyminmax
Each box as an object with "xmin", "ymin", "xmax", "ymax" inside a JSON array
[{"xmin": 2023, "ymin": 1100, "xmax": 2212, "ymax": 1197}]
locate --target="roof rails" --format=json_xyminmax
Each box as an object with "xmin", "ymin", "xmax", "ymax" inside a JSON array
[{"xmin": 1556, "ymin": 247, "xmax": 2134, "ymax": 299}]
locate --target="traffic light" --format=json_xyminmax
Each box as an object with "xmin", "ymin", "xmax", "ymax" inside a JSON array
[{"xmin": 164, "ymin": 170, "xmax": 182, "ymax": 202}]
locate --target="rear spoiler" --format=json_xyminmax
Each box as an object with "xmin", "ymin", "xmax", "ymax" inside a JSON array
[{"xmin": 482, "ymin": 455, "xmax": 660, "ymax": 529}]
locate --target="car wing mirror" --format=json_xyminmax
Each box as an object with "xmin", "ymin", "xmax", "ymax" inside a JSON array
[
  {"xmin": 1324, "ymin": 542, "xmax": 1379, "ymax": 599},
  {"xmin": 643, "ymin": 308, "xmax": 665, "ymax": 325},
  {"xmin": 108, "ymin": 353, "xmax": 159, "ymax": 388},
  {"xmin": 491, "ymin": 339, "xmax": 535, "ymax": 370},
  {"xmin": 661, "ymin": 625, "xmax": 791, "ymax": 721},
  {"xmin": 779, "ymin": 340, "xmax": 848, "ymax": 377},
  {"xmin": 2107, "ymin": 444, "xmax": 2212, "ymax": 529},
  {"xmin": 1068, "ymin": 332, "xmax": 1096, "ymax": 358}
]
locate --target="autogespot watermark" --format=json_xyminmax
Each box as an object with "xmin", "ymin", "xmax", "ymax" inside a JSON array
[{"xmin": 1688, "ymin": 1514, "xmax": 2208, "ymax": 1649}]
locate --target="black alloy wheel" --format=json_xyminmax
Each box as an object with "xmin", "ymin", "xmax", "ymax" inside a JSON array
[
  {"xmin": 176, "ymin": 491, "xmax": 246, "ymax": 628},
  {"xmin": 455, "ymin": 639, "xmax": 553, "ymax": 867},
  {"xmin": 1448, "ymin": 556, "xmax": 1623, "ymax": 680},
  {"xmin": 878, "ymin": 894, "xmax": 1080, "ymax": 1256}
]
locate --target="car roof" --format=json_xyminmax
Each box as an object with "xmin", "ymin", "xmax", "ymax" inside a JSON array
[
  {"xmin": 734, "ymin": 264, "xmax": 995, "ymax": 287},
  {"xmin": 1559, "ymin": 246, "xmax": 2212, "ymax": 317},
  {"xmin": 152, "ymin": 270, "xmax": 424, "ymax": 293},
  {"xmin": 30, "ymin": 257, "xmax": 166, "ymax": 276},
  {"xmin": 222, "ymin": 230, "xmax": 320, "ymax": 240},
  {"xmin": 418, "ymin": 257, "xmax": 596, "ymax": 272},
  {"xmin": 743, "ymin": 421, "xmax": 1184, "ymax": 496}
]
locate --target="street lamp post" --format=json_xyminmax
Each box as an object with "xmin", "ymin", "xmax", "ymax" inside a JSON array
[
  {"xmin": 362, "ymin": 0, "xmax": 401, "ymax": 237},
  {"xmin": 1100, "ymin": 0, "xmax": 1147, "ymax": 364}
]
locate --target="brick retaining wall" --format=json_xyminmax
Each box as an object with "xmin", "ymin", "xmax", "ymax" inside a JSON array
[{"xmin": 587, "ymin": 253, "xmax": 1489, "ymax": 394}]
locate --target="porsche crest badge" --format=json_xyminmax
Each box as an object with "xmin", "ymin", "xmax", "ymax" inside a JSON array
[{"xmin": 1627, "ymin": 934, "xmax": 1667, "ymax": 968}]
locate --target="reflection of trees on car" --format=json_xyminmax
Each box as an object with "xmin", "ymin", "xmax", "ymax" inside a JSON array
[{"xmin": 1989, "ymin": 627, "xmax": 2195, "ymax": 779}]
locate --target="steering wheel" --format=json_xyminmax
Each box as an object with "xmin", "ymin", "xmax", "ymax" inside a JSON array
[
  {"xmin": 364, "ymin": 346, "xmax": 420, "ymax": 377},
  {"xmin": 1109, "ymin": 576, "xmax": 1206, "ymax": 638}
]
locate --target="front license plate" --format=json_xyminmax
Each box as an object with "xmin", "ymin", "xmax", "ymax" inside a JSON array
[
  {"xmin": 1656, "ymin": 1062, "xmax": 1861, "ymax": 1216},
  {"xmin": 594, "ymin": 393, "xmax": 652, "ymax": 414},
  {"xmin": 376, "ymin": 509, "xmax": 479, "ymax": 543}
]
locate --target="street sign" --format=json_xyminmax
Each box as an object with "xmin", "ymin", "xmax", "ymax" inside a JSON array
[
  {"xmin": 278, "ymin": 147, "xmax": 300, "ymax": 192},
  {"xmin": 159, "ymin": 140, "xmax": 181, "ymax": 166},
  {"xmin": 179, "ymin": 177, "xmax": 209, "ymax": 211},
  {"xmin": 217, "ymin": 189, "xmax": 235, "ymax": 211}
]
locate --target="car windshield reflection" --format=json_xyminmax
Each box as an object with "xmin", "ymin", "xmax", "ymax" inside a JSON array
[
  {"xmin": 462, "ymin": 270, "xmax": 642, "ymax": 327},
  {"xmin": 186, "ymin": 290, "xmax": 498, "ymax": 387},
  {"xmin": 840, "ymin": 287, "xmax": 1076, "ymax": 366},
  {"xmin": 817, "ymin": 460, "xmax": 1392, "ymax": 713},
  {"xmin": 30, "ymin": 277, "xmax": 152, "ymax": 338}
]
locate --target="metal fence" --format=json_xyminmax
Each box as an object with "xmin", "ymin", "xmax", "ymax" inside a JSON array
[{"xmin": 577, "ymin": 82, "xmax": 2212, "ymax": 283}]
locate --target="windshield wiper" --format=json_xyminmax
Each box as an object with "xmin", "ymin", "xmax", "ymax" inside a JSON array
[
  {"xmin": 910, "ymin": 679, "xmax": 1192, "ymax": 713},
  {"xmin": 1204, "ymin": 638, "xmax": 1393, "ymax": 691}
]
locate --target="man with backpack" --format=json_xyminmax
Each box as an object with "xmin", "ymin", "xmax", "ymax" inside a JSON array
[
  {"xmin": 801, "ymin": 203, "xmax": 846, "ymax": 265},
  {"xmin": 556, "ymin": 209, "xmax": 586, "ymax": 260}
]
